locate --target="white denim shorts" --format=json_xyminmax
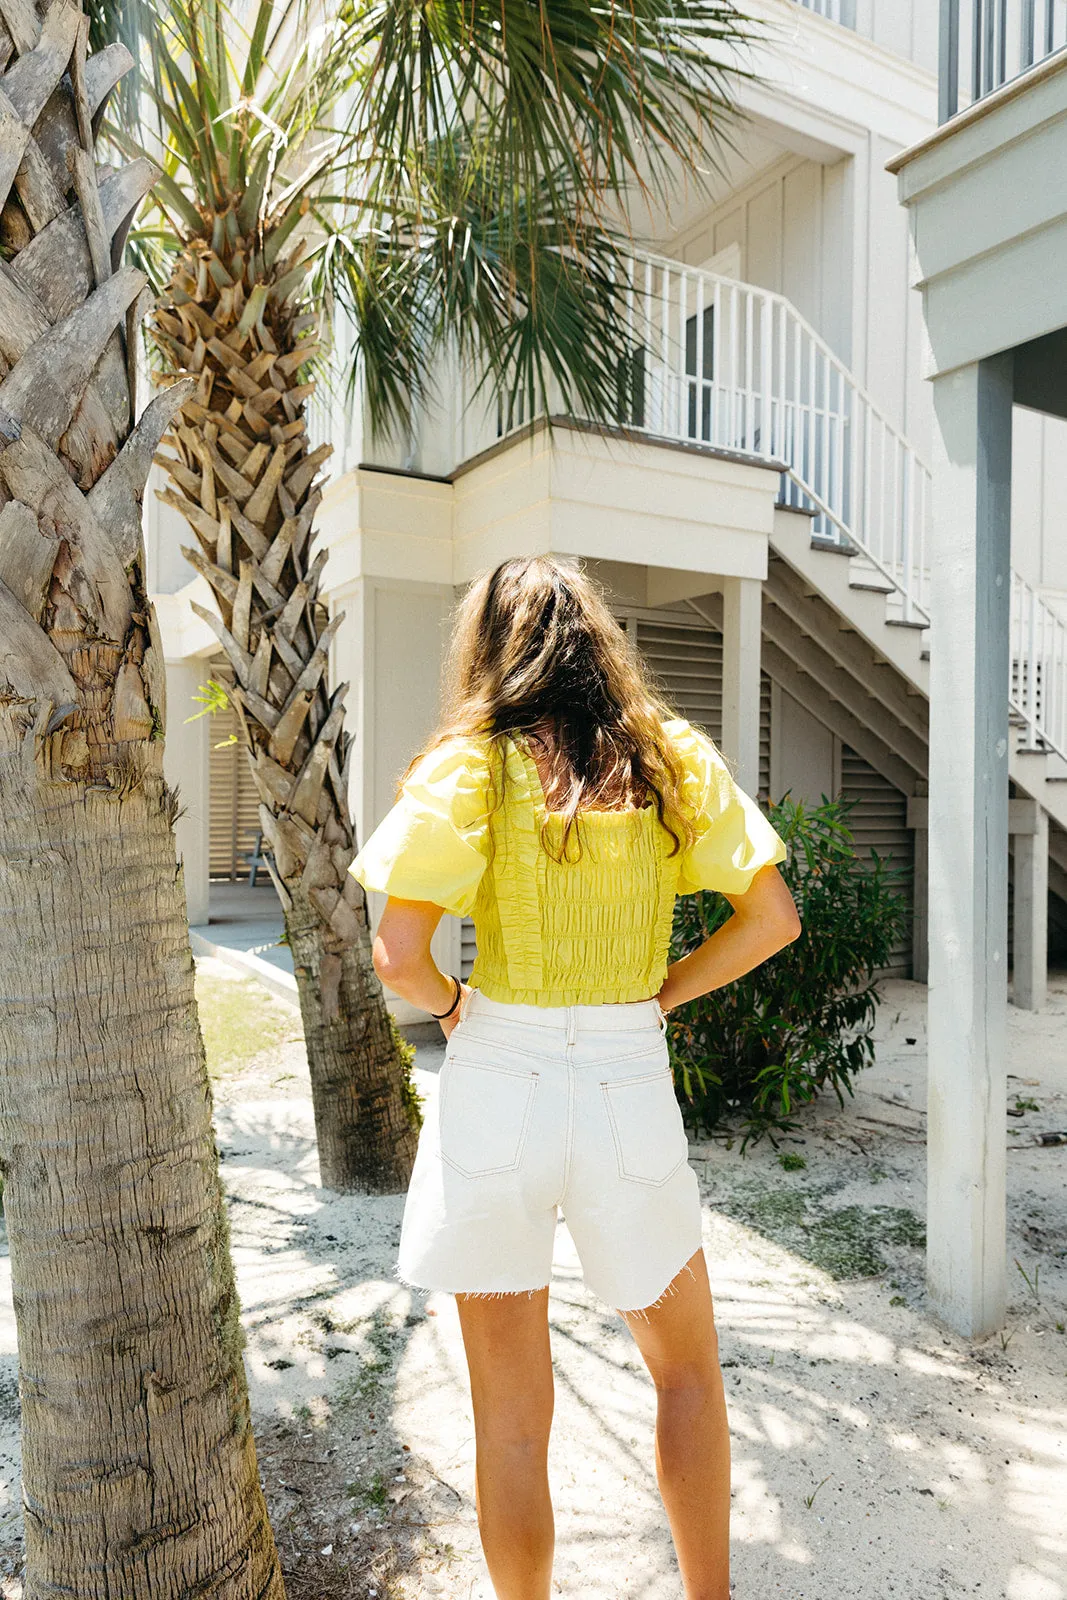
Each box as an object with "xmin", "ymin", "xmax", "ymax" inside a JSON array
[{"xmin": 397, "ymin": 989, "xmax": 704, "ymax": 1313}]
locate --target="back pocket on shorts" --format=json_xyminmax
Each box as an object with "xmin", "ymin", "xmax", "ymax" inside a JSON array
[
  {"xmin": 439, "ymin": 1057, "xmax": 539, "ymax": 1178},
  {"xmin": 602, "ymin": 1069, "xmax": 688, "ymax": 1186}
]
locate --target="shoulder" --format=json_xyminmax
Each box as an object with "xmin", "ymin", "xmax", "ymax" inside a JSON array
[
  {"xmin": 660, "ymin": 717, "xmax": 728, "ymax": 783},
  {"xmin": 406, "ymin": 734, "xmax": 493, "ymax": 785},
  {"xmin": 402, "ymin": 734, "xmax": 496, "ymax": 824}
]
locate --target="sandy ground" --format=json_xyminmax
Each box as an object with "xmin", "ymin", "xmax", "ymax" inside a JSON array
[{"xmin": 0, "ymin": 963, "xmax": 1064, "ymax": 1599}]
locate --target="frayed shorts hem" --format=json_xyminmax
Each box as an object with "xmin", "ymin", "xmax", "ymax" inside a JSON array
[
  {"xmin": 394, "ymin": 1238, "xmax": 703, "ymax": 1319},
  {"xmin": 609, "ymin": 1244, "xmax": 703, "ymax": 1324},
  {"xmin": 394, "ymin": 1263, "xmax": 549, "ymax": 1301}
]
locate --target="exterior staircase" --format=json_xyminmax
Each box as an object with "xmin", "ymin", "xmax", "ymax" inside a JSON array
[
  {"xmin": 589, "ymin": 250, "xmax": 1067, "ymax": 848},
  {"xmin": 448, "ymin": 246, "xmax": 1067, "ymax": 946}
]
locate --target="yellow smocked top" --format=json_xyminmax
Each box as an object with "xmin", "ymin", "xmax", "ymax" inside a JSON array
[{"xmin": 350, "ymin": 719, "xmax": 787, "ymax": 1007}]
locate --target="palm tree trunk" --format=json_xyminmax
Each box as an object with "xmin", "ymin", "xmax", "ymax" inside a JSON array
[
  {"xmin": 0, "ymin": 737, "xmax": 282, "ymax": 1600},
  {"xmin": 0, "ymin": 11, "xmax": 283, "ymax": 1595},
  {"xmin": 152, "ymin": 232, "xmax": 419, "ymax": 1195}
]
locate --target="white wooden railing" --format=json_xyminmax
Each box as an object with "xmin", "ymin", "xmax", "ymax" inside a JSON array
[
  {"xmin": 1011, "ymin": 573, "xmax": 1067, "ymax": 760},
  {"xmin": 451, "ymin": 248, "xmax": 1067, "ymax": 762},
  {"xmin": 941, "ymin": 0, "xmax": 1067, "ymax": 123},
  {"xmin": 793, "ymin": 0, "xmax": 853, "ymax": 23},
  {"xmin": 458, "ymin": 252, "xmax": 934, "ymax": 626}
]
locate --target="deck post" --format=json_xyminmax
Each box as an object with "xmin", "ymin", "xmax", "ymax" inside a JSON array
[
  {"xmin": 927, "ymin": 353, "xmax": 1012, "ymax": 1338},
  {"xmin": 1013, "ymin": 801, "xmax": 1048, "ymax": 1011},
  {"xmin": 721, "ymin": 576, "xmax": 762, "ymax": 794}
]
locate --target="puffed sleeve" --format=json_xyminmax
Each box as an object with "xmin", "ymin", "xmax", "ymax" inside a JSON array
[
  {"xmin": 667, "ymin": 719, "xmax": 787, "ymax": 897},
  {"xmin": 348, "ymin": 738, "xmax": 492, "ymax": 917}
]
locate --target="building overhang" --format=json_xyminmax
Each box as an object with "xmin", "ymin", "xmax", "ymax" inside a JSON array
[
  {"xmin": 888, "ymin": 49, "xmax": 1067, "ymax": 377},
  {"xmin": 317, "ymin": 417, "xmax": 782, "ymax": 596}
]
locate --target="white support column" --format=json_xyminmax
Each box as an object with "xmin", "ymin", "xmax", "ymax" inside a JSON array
[
  {"xmin": 1013, "ymin": 802, "xmax": 1048, "ymax": 1012},
  {"xmin": 163, "ymin": 660, "xmax": 212, "ymax": 927},
  {"xmin": 927, "ymin": 355, "xmax": 1013, "ymax": 1339},
  {"xmin": 720, "ymin": 576, "xmax": 762, "ymax": 795}
]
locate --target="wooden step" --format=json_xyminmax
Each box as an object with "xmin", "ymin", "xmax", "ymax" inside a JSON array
[
  {"xmin": 809, "ymin": 535, "xmax": 855, "ymax": 556},
  {"xmin": 848, "ymin": 554, "xmax": 895, "ymax": 594}
]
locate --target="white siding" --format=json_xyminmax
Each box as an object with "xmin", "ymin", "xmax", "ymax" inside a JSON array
[
  {"xmin": 1011, "ymin": 407, "xmax": 1067, "ymax": 609},
  {"xmin": 853, "ymin": 1, "xmax": 938, "ymax": 73},
  {"xmin": 670, "ymin": 147, "xmax": 923, "ymax": 441},
  {"xmin": 678, "ymin": 156, "xmax": 849, "ymax": 359}
]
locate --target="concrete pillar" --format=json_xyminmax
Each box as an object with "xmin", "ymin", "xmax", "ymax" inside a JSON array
[
  {"xmin": 163, "ymin": 660, "xmax": 212, "ymax": 927},
  {"xmin": 1013, "ymin": 802, "xmax": 1048, "ymax": 1011},
  {"xmin": 721, "ymin": 576, "xmax": 762, "ymax": 795},
  {"xmin": 927, "ymin": 354, "xmax": 1013, "ymax": 1338}
]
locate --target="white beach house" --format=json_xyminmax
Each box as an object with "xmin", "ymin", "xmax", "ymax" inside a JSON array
[{"xmin": 150, "ymin": 0, "xmax": 1067, "ymax": 1334}]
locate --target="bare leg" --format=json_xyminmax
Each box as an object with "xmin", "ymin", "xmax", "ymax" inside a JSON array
[
  {"xmin": 455, "ymin": 1287, "xmax": 555, "ymax": 1600},
  {"xmin": 620, "ymin": 1249, "xmax": 731, "ymax": 1600}
]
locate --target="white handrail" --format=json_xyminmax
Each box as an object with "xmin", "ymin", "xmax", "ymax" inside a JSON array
[
  {"xmin": 606, "ymin": 251, "xmax": 932, "ymax": 625},
  {"xmin": 1011, "ymin": 571, "xmax": 1067, "ymax": 761},
  {"xmin": 444, "ymin": 246, "xmax": 1067, "ymax": 766}
]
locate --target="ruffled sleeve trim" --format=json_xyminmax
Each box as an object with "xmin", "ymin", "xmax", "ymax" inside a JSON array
[
  {"xmin": 665, "ymin": 717, "xmax": 787, "ymax": 897},
  {"xmin": 348, "ymin": 737, "xmax": 492, "ymax": 917}
]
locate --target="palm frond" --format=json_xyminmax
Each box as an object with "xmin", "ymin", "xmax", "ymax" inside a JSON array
[
  {"xmin": 105, "ymin": 0, "xmax": 761, "ymax": 451},
  {"xmin": 353, "ymin": 0, "xmax": 761, "ymax": 226}
]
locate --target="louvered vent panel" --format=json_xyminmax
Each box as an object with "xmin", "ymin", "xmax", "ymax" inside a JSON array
[
  {"xmin": 840, "ymin": 744, "xmax": 913, "ymax": 976},
  {"xmin": 460, "ymin": 917, "xmax": 478, "ymax": 980},
  {"xmin": 207, "ymin": 662, "xmax": 262, "ymax": 881},
  {"xmin": 636, "ymin": 615, "xmax": 772, "ymax": 801}
]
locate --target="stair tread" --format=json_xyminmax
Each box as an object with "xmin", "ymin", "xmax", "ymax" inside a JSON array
[{"xmin": 809, "ymin": 538, "xmax": 855, "ymax": 556}]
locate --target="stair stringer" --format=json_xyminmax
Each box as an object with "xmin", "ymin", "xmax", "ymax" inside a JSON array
[{"xmin": 770, "ymin": 507, "xmax": 1067, "ymax": 839}]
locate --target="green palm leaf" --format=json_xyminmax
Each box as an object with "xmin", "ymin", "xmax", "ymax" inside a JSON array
[{"xmin": 94, "ymin": 0, "xmax": 758, "ymax": 434}]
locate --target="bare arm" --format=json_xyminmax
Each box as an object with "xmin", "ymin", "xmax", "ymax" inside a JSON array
[
  {"xmin": 657, "ymin": 864, "xmax": 801, "ymax": 1013},
  {"xmin": 372, "ymin": 897, "xmax": 469, "ymax": 1036}
]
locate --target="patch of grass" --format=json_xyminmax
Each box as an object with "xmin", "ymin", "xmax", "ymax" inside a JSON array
[
  {"xmin": 718, "ymin": 1179, "xmax": 926, "ymax": 1280},
  {"xmin": 331, "ymin": 1309, "xmax": 401, "ymax": 1409},
  {"xmin": 1014, "ymin": 1258, "xmax": 1041, "ymax": 1304},
  {"xmin": 195, "ymin": 971, "xmax": 303, "ymax": 1075},
  {"xmin": 345, "ymin": 1470, "xmax": 388, "ymax": 1510},
  {"xmin": 777, "ymin": 1152, "xmax": 807, "ymax": 1172},
  {"xmin": 805, "ymin": 1475, "xmax": 832, "ymax": 1509}
]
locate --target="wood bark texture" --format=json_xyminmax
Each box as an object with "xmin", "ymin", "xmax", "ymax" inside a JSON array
[
  {"xmin": 0, "ymin": 4, "xmax": 284, "ymax": 1594},
  {"xmin": 151, "ymin": 217, "xmax": 419, "ymax": 1194}
]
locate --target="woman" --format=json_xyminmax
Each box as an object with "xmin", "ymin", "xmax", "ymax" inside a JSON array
[{"xmin": 351, "ymin": 555, "xmax": 800, "ymax": 1600}]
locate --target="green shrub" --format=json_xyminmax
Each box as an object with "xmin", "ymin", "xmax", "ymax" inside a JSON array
[{"xmin": 668, "ymin": 796, "xmax": 908, "ymax": 1146}]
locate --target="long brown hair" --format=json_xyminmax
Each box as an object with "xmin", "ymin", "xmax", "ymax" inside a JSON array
[{"xmin": 408, "ymin": 556, "xmax": 696, "ymax": 860}]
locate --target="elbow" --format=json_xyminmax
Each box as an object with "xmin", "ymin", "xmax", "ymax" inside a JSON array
[
  {"xmin": 372, "ymin": 937, "xmax": 414, "ymax": 993},
  {"xmin": 775, "ymin": 904, "xmax": 802, "ymax": 952}
]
